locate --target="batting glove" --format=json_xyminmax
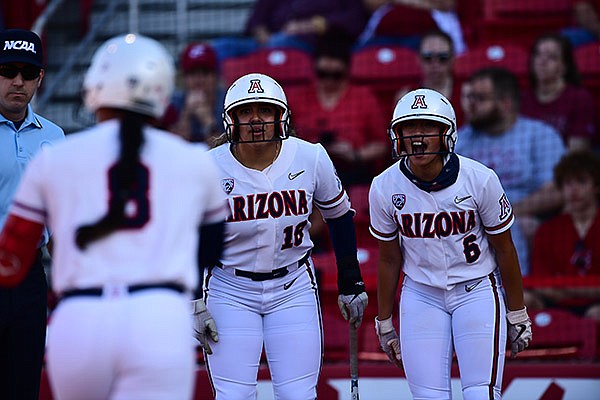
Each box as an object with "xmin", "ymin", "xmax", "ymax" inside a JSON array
[
  {"xmin": 375, "ymin": 315, "xmax": 402, "ymax": 367},
  {"xmin": 506, "ymin": 306, "xmax": 532, "ymax": 358},
  {"xmin": 192, "ymin": 298, "xmax": 218, "ymax": 355},
  {"xmin": 338, "ymin": 292, "xmax": 369, "ymax": 328}
]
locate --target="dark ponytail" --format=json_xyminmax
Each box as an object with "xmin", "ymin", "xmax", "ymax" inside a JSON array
[{"xmin": 75, "ymin": 111, "xmax": 147, "ymax": 250}]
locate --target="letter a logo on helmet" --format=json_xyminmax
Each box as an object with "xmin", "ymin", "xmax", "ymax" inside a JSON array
[
  {"xmin": 411, "ymin": 94, "xmax": 428, "ymax": 109},
  {"xmin": 248, "ymin": 79, "xmax": 264, "ymax": 94}
]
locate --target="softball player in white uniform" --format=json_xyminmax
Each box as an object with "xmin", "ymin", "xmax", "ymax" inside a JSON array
[
  {"xmin": 370, "ymin": 89, "xmax": 532, "ymax": 399},
  {"xmin": 192, "ymin": 73, "xmax": 368, "ymax": 400},
  {"xmin": 0, "ymin": 34, "xmax": 228, "ymax": 400}
]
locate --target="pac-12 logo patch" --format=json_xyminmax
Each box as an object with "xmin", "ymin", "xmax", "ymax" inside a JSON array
[
  {"xmin": 411, "ymin": 94, "xmax": 427, "ymax": 109},
  {"xmin": 222, "ymin": 178, "xmax": 234, "ymax": 194},
  {"xmin": 248, "ymin": 79, "xmax": 264, "ymax": 94},
  {"xmin": 392, "ymin": 194, "xmax": 406, "ymax": 210}
]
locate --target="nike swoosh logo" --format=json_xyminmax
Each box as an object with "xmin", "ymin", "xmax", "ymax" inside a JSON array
[
  {"xmin": 464, "ymin": 279, "xmax": 482, "ymax": 292},
  {"xmin": 283, "ymin": 276, "xmax": 299, "ymax": 290},
  {"xmin": 288, "ymin": 170, "xmax": 305, "ymax": 180},
  {"xmin": 454, "ymin": 195, "xmax": 472, "ymax": 204},
  {"xmin": 513, "ymin": 324, "xmax": 526, "ymax": 341}
]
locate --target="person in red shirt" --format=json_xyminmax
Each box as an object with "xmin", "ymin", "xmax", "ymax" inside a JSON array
[
  {"xmin": 288, "ymin": 32, "xmax": 390, "ymax": 188},
  {"xmin": 527, "ymin": 150, "xmax": 600, "ymax": 320},
  {"xmin": 521, "ymin": 33, "xmax": 597, "ymax": 151},
  {"xmin": 394, "ymin": 30, "xmax": 465, "ymax": 128}
]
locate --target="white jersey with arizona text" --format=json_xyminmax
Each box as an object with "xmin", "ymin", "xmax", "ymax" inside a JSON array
[
  {"xmin": 210, "ymin": 136, "xmax": 350, "ymax": 273},
  {"xmin": 369, "ymin": 155, "xmax": 514, "ymax": 290},
  {"xmin": 10, "ymin": 119, "xmax": 228, "ymax": 294}
]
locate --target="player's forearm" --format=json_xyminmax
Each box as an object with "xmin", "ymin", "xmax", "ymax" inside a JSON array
[
  {"xmin": 0, "ymin": 214, "xmax": 44, "ymax": 287},
  {"xmin": 489, "ymin": 231, "xmax": 525, "ymax": 311},
  {"xmin": 377, "ymin": 259, "xmax": 400, "ymax": 319},
  {"xmin": 377, "ymin": 240, "xmax": 402, "ymax": 318}
]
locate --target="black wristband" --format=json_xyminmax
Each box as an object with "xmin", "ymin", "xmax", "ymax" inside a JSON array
[{"xmin": 337, "ymin": 258, "xmax": 366, "ymax": 295}]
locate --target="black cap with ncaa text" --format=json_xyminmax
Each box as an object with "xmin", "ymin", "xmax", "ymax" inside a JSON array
[{"xmin": 0, "ymin": 29, "xmax": 43, "ymax": 68}]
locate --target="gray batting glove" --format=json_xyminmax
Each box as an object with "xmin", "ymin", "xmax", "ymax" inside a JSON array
[
  {"xmin": 506, "ymin": 306, "xmax": 532, "ymax": 358},
  {"xmin": 338, "ymin": 292, "xmax": 368, "ymax": 328},
  {"xmin": 192, "ymin": 298, "xmax": 218, "ymax": 355},
  {"xmin": 375, "ymin": 315, "xmax": 402, "ymax": 366}
]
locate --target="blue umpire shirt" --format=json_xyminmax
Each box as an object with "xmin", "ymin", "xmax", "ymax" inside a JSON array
[{"xmin": 0, "ymin": 103, "xmax": 65, "ymax": 247}]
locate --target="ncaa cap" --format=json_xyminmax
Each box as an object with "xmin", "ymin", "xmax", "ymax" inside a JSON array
[
  {"xmin": 0, "ymin": 29, "xmax": 44, "ymax": 68},
  {"xmin": 180, "ymin": 42, "xmax": 217, "ymax": 73}
]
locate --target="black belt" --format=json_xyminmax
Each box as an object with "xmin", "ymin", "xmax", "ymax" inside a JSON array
[
  {"xmin": 61, "ymin": 282, "xmax": 185, "ymax": 300},
  {"xmin": 233, "ymin": 252, "xmax": 311, "ymax": 282}
]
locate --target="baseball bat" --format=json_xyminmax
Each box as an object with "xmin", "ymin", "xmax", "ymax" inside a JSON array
[{"xmin": 350, "ymin": 323, "xmax": 360, "ymax": 400}]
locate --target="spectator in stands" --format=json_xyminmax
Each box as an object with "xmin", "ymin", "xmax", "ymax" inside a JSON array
[
  {"xmin": 561, "ymin": 0, "xmax": 600, "ymax": 47},
  {"xmin": 459, "ymin": 80, "xmax": 473, "ymax": 127},
  {"xmin": 522, "ymin": 33, "xmax": 597, "ymax": 151},
  {"xmin": 526, "ymin": 150, "xmax": 600, "ymax": 321},
  {"xmin": 456, "ymin": 67, "xmax": 566, "ymax": 275},
  {"xmin": 288, "ymin": 32, "xmax": 390, "ymax": 188},
  {"xmin": 357, "ymin": 0, "xmax": 467, "ymax": 55},
  {"xmin": 287, "ymin": 32, "xmax": 389, "ymax": 253},
  {"xmin": 159, "ymin": 42, "xmax": 224, "ymax": 143},
  {"xmin": 394, "ymin": 30, "xmax": 466, "ymax": 127},
  {"xmin": 210, "ymin": 0, "xmax": 370, "ymax": 62}
]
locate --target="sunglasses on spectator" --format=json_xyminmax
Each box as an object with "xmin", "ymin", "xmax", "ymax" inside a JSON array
[
  {"xmin": 315, "ymin": 69, "xmax": 346, "ymax": 80},
  {"xmin": 420, "ymin": 52, "xmax": 451, "ymax": 63},
  {"xmin": 0, "ymin": 65, "xmax": 41, "ymax": 80}
]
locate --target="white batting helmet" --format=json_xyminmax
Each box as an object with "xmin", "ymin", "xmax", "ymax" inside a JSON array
[
  {"xmin": 223, "ymin": 73, "xmax": 290, "ymax": 143},
  {"xmin": 83, "ymin": 33, "xmax": 175, "ymax": 119},
  {"xmin": 389, "ymin": 88, "xmax": 457, "ymax": 161}
]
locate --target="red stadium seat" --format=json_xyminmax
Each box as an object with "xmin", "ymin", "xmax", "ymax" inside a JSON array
[
  {"xmin": 348, "ymin": 184, "xmax": 379, "ymax": 249},
  {"xmin": 575, "ymin": 43, "xmax": 600, "ymax": 147},
  {"xmin": 483, "ymin": 0, "xmax": 572, "ymax": 19},
  {"xmin": 350, "ymin": 45, "xmax": 421, "ymax": 112},
  {"xmin": 221, "ymin": 48, "xmax": 314, "ymax": 88},
  {"xmin": 454, "ymin": 42, "xmax": 529, "ymax": 86},
  {"xmin": 479, "ymin": 0, "xmax": 571, "ymax": 49},
  {"xmin": 519, "ymin": 309, "xmax": 599, "ymax": 360},
  {"xmin": 575, "ymin": 43, "xmax": 600, "ymax": 88}
]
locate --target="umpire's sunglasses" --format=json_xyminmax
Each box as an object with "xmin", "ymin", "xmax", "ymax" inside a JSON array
[{"xmin": 0, "ymin": 65, "xmax": 42, "ymax": 80}]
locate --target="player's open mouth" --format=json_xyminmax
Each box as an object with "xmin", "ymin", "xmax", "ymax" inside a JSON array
[{"xmin": 411, "ymin": 140, "xmax": 426, "ymax": 154}]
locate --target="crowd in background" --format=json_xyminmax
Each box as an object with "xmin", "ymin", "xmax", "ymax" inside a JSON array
[
  {"xmin": 170, "ymin": 0, "xmax": 600, "ymax": 324},
  {"xmin": 2, "ymin": 0, "xmax": 600, "ymax": 341}
]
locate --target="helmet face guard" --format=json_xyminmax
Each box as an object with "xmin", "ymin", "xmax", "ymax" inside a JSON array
[
  {"xmin": 223, "ymin": 73, "xmax": 290, "ymax": 144},
  {"xmin": 224, "ymin": 105, "xmax": 289, "ymax": 144},
  {"xmin": 388, "ymin": 89, "xmax": 457, "ymax": 161}
]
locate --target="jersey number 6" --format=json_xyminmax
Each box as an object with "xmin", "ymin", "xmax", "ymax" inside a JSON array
[{"xmin": 463, "ymin": 234, "xmax": 481, "ymax": 263}]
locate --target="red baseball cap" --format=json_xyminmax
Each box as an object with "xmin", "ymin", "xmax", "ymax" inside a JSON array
[{"xmin": 180, "ymin": 42, "xmax": 217, "ymax": 72}]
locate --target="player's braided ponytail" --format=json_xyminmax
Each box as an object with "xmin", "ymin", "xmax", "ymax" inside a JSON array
[{"xmin": 75, "ymin": 111, "xmax": 146, "ymax": 250}]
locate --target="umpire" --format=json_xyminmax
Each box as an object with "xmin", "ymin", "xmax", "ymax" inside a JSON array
[{"xmin": 0, "ymin": 29, "xmax": 64, "ymax": 399}]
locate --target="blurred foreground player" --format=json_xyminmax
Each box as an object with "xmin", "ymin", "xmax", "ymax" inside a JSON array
[{"xmin": 0, "ymin": 33, "xmax": 228, "ymax": 400}]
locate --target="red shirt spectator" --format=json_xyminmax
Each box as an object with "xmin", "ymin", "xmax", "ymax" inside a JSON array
[
  {"xmin": 289, "ymin": 84, "xmax": 389, "ymax": 186},
  {"xmin": 522, "ymin": 85, "xmax": 597, "ymax": 148}
]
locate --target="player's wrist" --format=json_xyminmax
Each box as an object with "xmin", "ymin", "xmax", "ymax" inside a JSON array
[
  {"xmin": 506, "ymin": 306, "xmax": 529, "ymax": 324},
  {"xmin": 191, "ymin": 298, "xmax": 207, "ymax": 314},
  {"xmin": 375, "ymin": 315, "xmax": 394, "ymax": 334}
]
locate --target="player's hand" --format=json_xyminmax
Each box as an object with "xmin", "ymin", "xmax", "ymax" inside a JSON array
[
  {"xmin": 506, "ymin": 307, "xmax": 532, "ymax": 358},
  {"xmin": 338, "ymin": 292, "xmax": 368, "ymax": 328},
  {"xmin": 191, "ymin": 298, "xmax": 218, "ymax": 355},
  {"xmin": 375, "ymin": 316, "xmax": 402, "ymax": 367}
]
